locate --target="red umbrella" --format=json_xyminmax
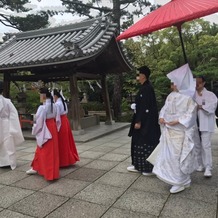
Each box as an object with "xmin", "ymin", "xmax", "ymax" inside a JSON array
[{"xmin": 117, "ymin": 0, "xmax": 218, "ymax": 63}]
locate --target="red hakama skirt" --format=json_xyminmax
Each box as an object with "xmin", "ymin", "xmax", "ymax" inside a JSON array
[
  {"xmin": 58, "ymin": 115, "xmax": 79, "ymax": 167},
  {"xmin": 31, "ymin": 118, "xmax": 59, "ymax": 180}
]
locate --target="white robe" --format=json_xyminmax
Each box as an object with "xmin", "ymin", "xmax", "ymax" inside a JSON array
[
  {"xmin": 0, "ymin": 95, "xmax": 24, "ymax": 170},
  {"xmin": 147, "ymin": 92, "xmax": 197, "ymax": 186},
  {"xmin": 193, "ymin": 88, "xmax": 217, "ymax": 132}
]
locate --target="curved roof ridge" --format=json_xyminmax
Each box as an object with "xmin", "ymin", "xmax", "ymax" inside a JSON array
[
  {"xmin": 15, "ymin": 16, "xmax": 105, "ymax": 40},
  {"xmin": 0, "ymin": 35, "xmax": 16, "ymax": 51}
]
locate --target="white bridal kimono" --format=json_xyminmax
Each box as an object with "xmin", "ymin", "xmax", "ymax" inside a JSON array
[
  {"xmin": 148, "ymin": 91, "xmax": 197, "ymax": 186},
  {"xmin": 0, "ymin": 95, "xmax": 24, "ymax": 170}
]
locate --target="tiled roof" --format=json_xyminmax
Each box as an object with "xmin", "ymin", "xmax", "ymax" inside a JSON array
[{"xmin": 0, "ymin": 15, "xmax": 132, "ymax": 72}]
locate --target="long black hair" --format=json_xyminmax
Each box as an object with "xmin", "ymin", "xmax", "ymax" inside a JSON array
[
  {"xmin": 40, "ymin": 87, "xmax": 54, "ymax": 113},
  {"xmin": 53, "ymin": 89, "xmax": 66, "ymax": 111}
]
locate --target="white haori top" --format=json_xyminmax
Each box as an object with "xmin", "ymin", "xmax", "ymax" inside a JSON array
[
  {"xmin": 32, "ymin": 99, "xmax": 57, "ymax": 147},
  {"xmin": 194, "ymin": 87, "xmax": 218, "ymax": 132}
]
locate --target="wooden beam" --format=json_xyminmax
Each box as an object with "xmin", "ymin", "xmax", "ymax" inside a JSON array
[
  {"xmin": 3, "ymin": 73, "xmax": 10, "ymax": 98},
  {"xmin": 69, "ymin": 74, "xmax": 82, "ymax": 131},
  {"xmin": 101, "ymin": 75, "xmax": 114, "ymax": 124},
  {"xmin": 10, "ymin": 72, "xmax": 102, "ymax": 82}
]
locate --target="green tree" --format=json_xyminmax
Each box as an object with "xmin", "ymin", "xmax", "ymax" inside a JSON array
[
  {"xmin": 124, "ymin": 19, "xmax": 218, "ymax": 108},
  {"xmin": 60, "ymin": 0, "xmax": 157, "ymax": 119},
  {"xmin": 0, "ymin": 0, "xmax": 51, "ymax": 31},
  {"xmin": 61, "ymin": 0, "xmax": 157, "ymax": 31}
]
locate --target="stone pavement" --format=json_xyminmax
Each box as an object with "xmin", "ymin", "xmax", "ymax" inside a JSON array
[
  {"xmin": 22, "ymin": 122, "xmax": 131, "ymax": 143},
  {"xmin": 0, "ymin": 125, "xmax": 217, "ymax": 218}
]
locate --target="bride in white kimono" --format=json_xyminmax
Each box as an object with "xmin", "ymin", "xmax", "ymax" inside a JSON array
[
  {"xmin": 147, "ymin": 64, "xmax": 198, "ymax": 194},
  {"xmin": 0, "ymin": 81, "xmax": 24, "ymax": 170}
]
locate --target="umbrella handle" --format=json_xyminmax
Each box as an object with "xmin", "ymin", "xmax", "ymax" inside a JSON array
[{"xmin": 177, "ymin": 24, "xmax": 188, "ymax": 63}]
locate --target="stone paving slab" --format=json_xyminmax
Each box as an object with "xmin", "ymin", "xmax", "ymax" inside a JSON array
[
  {"xmin": 40, "ymin": 178, "xmax": 90, "ymax": 197},
  {"xmin": 95, "ymin": 171, "xmax": 139, "ymax": 188},
  {"xmin": 110, "ymin": 147, "xmax": 131, "ymax": 155},
  {"xmin": 16, "ymin": 151, "xmax": 32, "ymax": 158},
  {"xmin": 73, "ymin": 123, "xmax": 130, "ymax": 143},
  {"xmin": 113, "ymin": 189, "xmax": 169, "ymax": 217},
  {"xmin": 129, "ymin": 175, "xmax": 170, "ymax": 195},
  {"xmin": 159, "ymin": 195, "xmax": 217, "ymax": 218},
  {"xmin": 84, "ymin": 160, "xmax": 120, "ymax": 171},
  {"xmin": 46, "ymin": 199, "xmax": 109, "ymax": 218},
  {"xmin": 79, "ymin": 151, "xmax": 106, "ymax": 159},
  {"xmin": 73, "ymin": 157, "xmax": 94, "ymax": 167},
  {"xmin": 90, "ymin": 146, "xmax": 116, "ymax": 153},
  {"xmin": 191, "ymin": 169, "xmax": 218, "ymax": 187},
  {"xmin": 59, "ymin": 165, "xmax": 79, "ymax": 177},
  {"xmin": 17, "ymin": 153, "xmax": 35, "ymax": 161},
  {"xmin": 0, "ymin": 210, "xmax": 33, "ymax": 218},
  {"xmin": 12, "ymin": 175, "xmax": 51, "ymax": 191},
  {"xmin": 99, "ymin": 142, "xmax": 125, "ymax": 148},
  {"xmin": 99, "ymin": 153, "xmax": 129, "ymax": 162},
  {"xmin": 74, "ymin": 183, "xmax": 127, "ymax": 206},
  {"xmin": 0, "ymin": 170, "xmax": 29, "ymax": 185},
  {"xmin": 77, "ymin": 144, "xmax": 99, "ymax": 151},
  {"xmin": 9, "ymin": 192, "xmax": 68, "ymax": 218},
  {"xmin": 14, "ymin": 163, "xmax": 32, "ymax": 173},
  {"xmin": 65, "ymin": 167, "xmax": 107, "ymax": 182},
  {"xmin": 0, "ymin": 186, "xmax": 34, "ymax": 208},
  {"xmin": 174, "ymin": 183, "xmax": 217, "ymax": 203},
  {"xmin": 0, "ymin": 167, "xmax": 13, "ymax": 175},
  {"xmin": 16, "ymin": 160, "xmax": 30, "ymax": 168},
  {"xmin": 110, "ymin": 161, "xmax": 132, "ymax": 173},
  {"xmin": 101, "ymin": 207, "xmax": 156, "ymax": 218}
]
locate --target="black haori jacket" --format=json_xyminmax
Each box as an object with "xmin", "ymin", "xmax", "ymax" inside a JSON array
[{"xmin": 128, "ymin": 80, "xmax": 160, "ymax": 146}]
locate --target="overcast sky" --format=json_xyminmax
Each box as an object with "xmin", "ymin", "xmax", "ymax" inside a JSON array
[{"xmin": 0, "ymin": 0, "xmax": 217, "ymax": 40}]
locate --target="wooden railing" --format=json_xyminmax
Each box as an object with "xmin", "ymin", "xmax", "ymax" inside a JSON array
[{"xmin": 19, "ymin": 113, "xmax": 34, "ymax": 128}]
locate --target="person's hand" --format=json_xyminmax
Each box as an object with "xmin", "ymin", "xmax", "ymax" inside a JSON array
[
  {"xmin": 166, "ymin": 120, "xmax": 179, "ymax": 126},
  {"xmin": 159, "ymin": 118, "xmax": 165, "ymax": 124},
  {"xmin": 131, "ymin": 103, "xmax": 136, "ymax": 110},
  {"xmin": 197, "ymin": 104, "xmax": 202, "ymax": 110},
  {"xmin": 134, "ymin": 122, "xmax": 141, "ymax": 129}
]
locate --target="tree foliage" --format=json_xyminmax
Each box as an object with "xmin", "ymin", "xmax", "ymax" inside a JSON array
[
  {"xmin": 0, "ymin": 0, "xmax": 51, "ymax": 31},
  {"xmin": 61, "ymin": 0, "xmax": 157, "ymax": 31},
  {"xmin": 123, "ymin": 19, "xmax": 218, "ymax": 108}
]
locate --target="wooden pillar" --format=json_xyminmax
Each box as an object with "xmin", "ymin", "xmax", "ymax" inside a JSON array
[
  {"xmin": 69, "ymin": 74, "xmax": 82, "ymax": 131},
  {"xmin": 3, "ymin": 73, "xmax": 10, "ymax": 98},
  {"xmin": 101, "ymin": 75, "xmax": 114, "ymax": 125}
]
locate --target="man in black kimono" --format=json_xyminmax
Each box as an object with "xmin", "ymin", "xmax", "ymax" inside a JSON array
[{"xmin": 127, "ymin": 66, "xmax": 160, "ymax": 176}]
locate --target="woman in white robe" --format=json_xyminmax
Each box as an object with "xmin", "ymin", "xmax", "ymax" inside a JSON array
[
  {"xmin": 147, "ymin": 64, "xmax": 198, "ymax": 194},
  {"xmin": 0, "ymin": 81, "xmax": 24, "ymax": 170}
]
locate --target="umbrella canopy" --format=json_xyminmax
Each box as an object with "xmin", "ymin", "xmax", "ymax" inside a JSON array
[
  {"xmin": 117, "ymin": 0, "xmax": 218, "ymax": 62},
  {"xmin": 117, "ymin": 0, "xmax": 218, "ymax": 41}
]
